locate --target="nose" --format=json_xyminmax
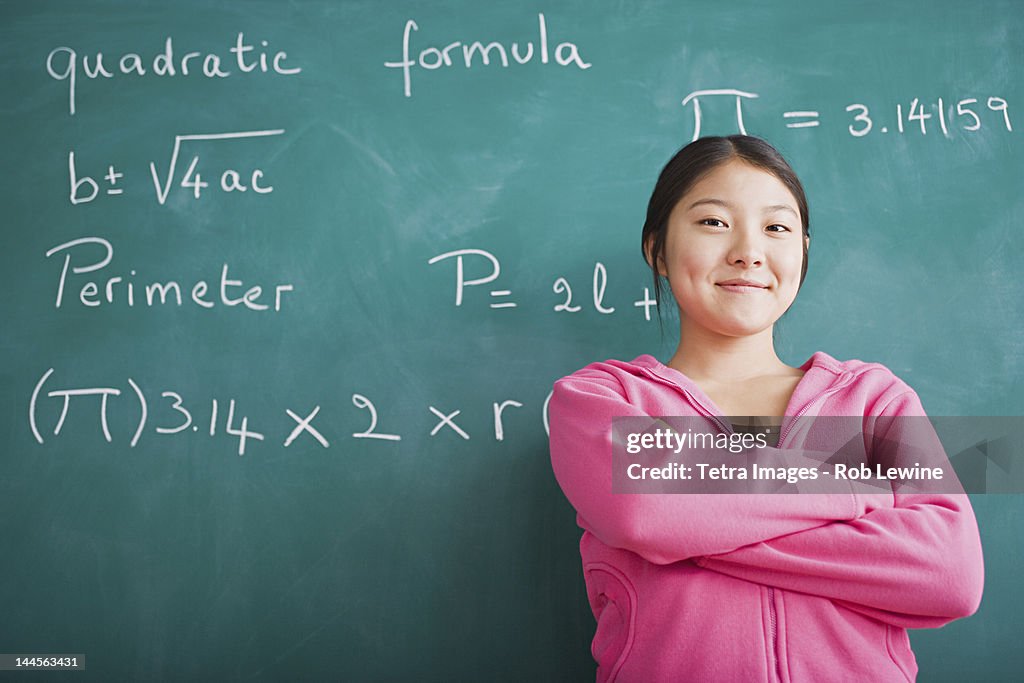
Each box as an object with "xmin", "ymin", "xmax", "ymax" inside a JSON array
[{"xmin": 726, "ymin": 228, "xmax": 765, "ymax": 268}]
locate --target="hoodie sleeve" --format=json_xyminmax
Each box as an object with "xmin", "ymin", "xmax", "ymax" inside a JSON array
[
  {"xmin": 548, "ymin": 369, "xmax": 893, "ymax": 565},
  {"xmin": 694, "ymin": 389, "xmax": 985, "ymax": 628}
]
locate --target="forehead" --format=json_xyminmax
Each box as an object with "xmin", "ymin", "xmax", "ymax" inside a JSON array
[{"xmin": 682, "ymin": 159, "xmax": 798, "ymax": 210}]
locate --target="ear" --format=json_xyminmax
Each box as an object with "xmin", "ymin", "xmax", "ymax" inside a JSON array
[
  {"xmin": 644, "ymin": 237, "xmax": 668, "ymax": 278},
  {"xmin": 804, "ymin": 234, "xmax": 810, "ymax": 250}
]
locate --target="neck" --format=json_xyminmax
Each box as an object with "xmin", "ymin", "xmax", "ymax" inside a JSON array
[{"xmin": 667, "ymin": 319, "xmax": 788, "ymax": 383}]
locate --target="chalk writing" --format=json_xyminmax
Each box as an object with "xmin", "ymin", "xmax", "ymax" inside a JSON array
[
  {"xmin": 45, "ymin": 236, "xmax": 294, "ymax": 312},
  {"xmin": 429, "ymin": 247, "xmax": 659, "ymax": 319},
  {"xmin": 384, "ymin": 13, "xmax": 592, "ymax": 97},
  {"xmin": 46, "ymin": 33, "xmax": 301, "ymax": 115},
  {"xmin": 29, "ymin": 368, "xmax": 556, "ymax": 456},
  {"xmin": 681, "ymin": 87, "xmax": 1013, "ymax": 140}
]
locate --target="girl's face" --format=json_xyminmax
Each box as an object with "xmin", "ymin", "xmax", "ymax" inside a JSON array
[{"xmin": 654, "ymin": 159, "xmax": 808, "ymax": 338}]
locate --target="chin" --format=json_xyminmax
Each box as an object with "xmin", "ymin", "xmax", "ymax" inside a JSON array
[
  {"xmin": 720, "ymin": 327, "xmax": 771, "ymax": 338},
  {"xmin": 710, "ymin": 318, "xmax": 774, "ymax": 338},
  {"xmin": 680, "ymin": 308, "xmax": 777, "ymax": 338}
]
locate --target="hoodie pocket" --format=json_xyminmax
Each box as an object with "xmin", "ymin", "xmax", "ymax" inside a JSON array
[{"xmin": 583, "ymin": 562, "xmax": 637, "ymax": 682}]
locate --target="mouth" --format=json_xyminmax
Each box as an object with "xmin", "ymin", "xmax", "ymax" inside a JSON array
[{"xmin": 716, "ymin": 281, "xmax": 769, "ymax": 293}]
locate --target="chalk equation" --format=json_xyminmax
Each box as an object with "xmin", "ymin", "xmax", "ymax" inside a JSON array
[
  {"xmin": 68, "ymin": 129, "xmax": 284, "ymax": 206},
  {"xmin": 428, "ymin": 248, "xmax": 659, "ymax": 320},
  {"xmin": 683, "ymin": 88, "xmax": 1013, "ymax": 140},
  {"xmin": 29, "ymin": 369, "xmax": 555, "ymax": 456}
]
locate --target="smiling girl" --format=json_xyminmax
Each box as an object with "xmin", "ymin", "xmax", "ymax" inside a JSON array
[{"xmin": 548, "ymin": 135, "xmax": 984, "ymax": 682}]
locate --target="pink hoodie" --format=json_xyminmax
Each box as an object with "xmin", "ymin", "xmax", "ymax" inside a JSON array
[{"xmin": 548, "ymin": 351, "xmax": 984, "ymax": 683}]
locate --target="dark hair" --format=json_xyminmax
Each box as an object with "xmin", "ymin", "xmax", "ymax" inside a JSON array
[{"xmin": 641, "ymin": 135, "xmax": 810, "ymax": 337}]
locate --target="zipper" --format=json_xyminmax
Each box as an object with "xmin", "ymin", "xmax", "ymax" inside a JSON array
[
  {"xmin": 775, "ymin": 374, "xmax": 855, "ymax": 448},
  {"xmin": 772, "ymin": 374, "xmax": 851, "ymax": 683},
  {"xmin": 768, "ymin": 587, "xmax": 781, "ymax": 683},
  {"xmin": 648, "ymin": 362, "xmax": 781, "ymax": 683}
]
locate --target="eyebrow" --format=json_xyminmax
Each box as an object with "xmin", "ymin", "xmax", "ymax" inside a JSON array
[{"xmin": 687, "ymin": 198, "xmax": 799, "ymax": 219}]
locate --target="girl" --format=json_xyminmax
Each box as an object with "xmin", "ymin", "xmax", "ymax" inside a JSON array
[{"xmin": 547, "ymin": 135, "xmax": 984, "ymax": 682}]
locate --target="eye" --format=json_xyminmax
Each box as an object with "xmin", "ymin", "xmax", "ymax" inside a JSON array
[
  {"xmin": 766, "ymin": 224, "xmax": 792, "ymax": 233},
  {"xmin": 700, "ymin": 218, "xmax": 727, "ymax": 228}
]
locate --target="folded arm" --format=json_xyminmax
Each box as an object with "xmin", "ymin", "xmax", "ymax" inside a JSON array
[
  {"xmin": 694, "ymin": 391, "xmax": 985, "ymax": 628},
  {"xmin": 547, "ymin": 369, "xmax": 891, "ymax": 565}
]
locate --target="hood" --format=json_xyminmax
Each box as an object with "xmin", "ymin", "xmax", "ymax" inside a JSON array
[{"xmin": 561, "ymin": 351, "xmax": 904, "ymax": 420}]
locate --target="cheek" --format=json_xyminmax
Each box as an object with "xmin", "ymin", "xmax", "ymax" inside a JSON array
[
  {"xmin": 777, "ymin": 244, "xmax": 806, "ymax": 277},
  {"xmin": 773, "ymin": 248, "xmax": 806, "ymax": 302},
  {"xmin": 675, "ymin": 253, "xmax": 705, "ymax": 279},
  {"xmin": 667, "ymin": 242, "xmax": 717, "ymax": 280}
]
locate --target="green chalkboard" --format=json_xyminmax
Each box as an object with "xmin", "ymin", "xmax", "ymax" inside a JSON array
[{"xmin": 1, "ymin": 0, "xmax": 1021, "ymax": 680}]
